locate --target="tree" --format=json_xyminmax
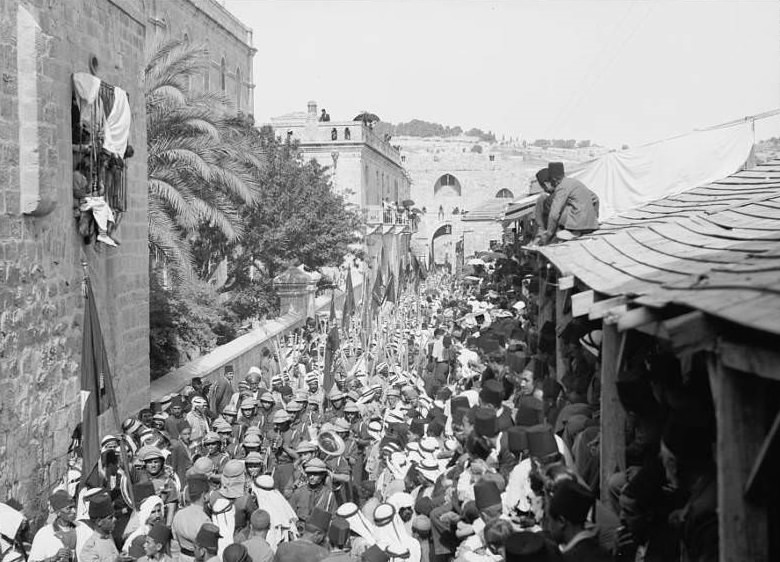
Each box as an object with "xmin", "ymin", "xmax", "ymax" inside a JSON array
[
  {"xmin": 230, "ymin": 125, "xmax": 363, "ymax": 282},
  {"xmin": 470, "ymin": 144, "xmax": 483, "ymax": 153},
  {"xmin": 146, "ymin": 38, "xmax": 263, "ymax": 281}
]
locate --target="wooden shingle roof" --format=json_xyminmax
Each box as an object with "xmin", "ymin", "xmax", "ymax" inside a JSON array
[{"xmin": 538, "ymin": 160, "xmax": 780, "ymax": 335}]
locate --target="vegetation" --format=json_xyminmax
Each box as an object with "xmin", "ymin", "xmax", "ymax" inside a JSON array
[
  {"xmin": 146, "ymin": 40, "xmax": 361, "ymax": 378},
  {"xmin": 375, "ymin": 119, "xmax": 496, "ymax": 143}
]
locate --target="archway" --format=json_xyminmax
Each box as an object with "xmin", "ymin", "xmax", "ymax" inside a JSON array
[
  {"xmin": 434, "ymin": 173, "xmax": 462, "ymax": 197},
  {"xmin": 430, "ymin": 223, "xmax": 453, "ymax": 269}
]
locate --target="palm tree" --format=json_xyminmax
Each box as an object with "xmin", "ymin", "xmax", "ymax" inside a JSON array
[{"xmin": 146, "ymin": 38, "xmax": 263, "ymax": 281}]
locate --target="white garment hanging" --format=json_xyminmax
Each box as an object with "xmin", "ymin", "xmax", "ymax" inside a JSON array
[{"xmin": 103, "ymin": 86, "xmax": 131, "ymax": 157}]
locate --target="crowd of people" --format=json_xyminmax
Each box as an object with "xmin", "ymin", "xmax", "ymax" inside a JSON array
[{"xmin": 2, "ymin": 226, "xmax": 719, "ymax": 562}]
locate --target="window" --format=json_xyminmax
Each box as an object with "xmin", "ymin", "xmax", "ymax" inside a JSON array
[
  {"xmin": 489, "ymin": 154, "xmax": 495, "ymax": 162},
  {"xmin": 495, "ymin": 188, "xmax": 514, "ymax": 199},
  {"xmin": 235, "ymin": 67, "xmax": 242, "ymax": 110},
  {"xmin": 220, "ymin": 57, "xmax": 226, "ymax": 92}
]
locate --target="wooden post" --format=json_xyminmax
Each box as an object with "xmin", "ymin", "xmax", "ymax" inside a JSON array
[
  {"xmin": 599, "ymin": 323, "xmax": 626, "ymax": 503},
  {"xmin": 555, "ymin": 287, "xmax": 570, "ymax": 384},
  {"xmin": 707, "ymin": 356, "xmax": 769, "ymax": 562}
]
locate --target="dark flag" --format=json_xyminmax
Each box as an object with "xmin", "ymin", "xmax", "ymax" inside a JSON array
[
  {"xmin": 384, "ymin": 272, "xmax": 396, "ymax": 304},
  {"xmin": 342, "ymin": 268, "xmax": 355, "ymax": 329},
  {"xmin": 371, "ymin": 266, "xmax": 385, "ymax": 311},
  {"xmin": 323, "ymin": 324, "xmax": 340, "ymax": 392},
  {"xmin": 329, "ymin": 290, "xmax": 336, "ymax": 324},
  {"xmin": 81, "ymin": 277, "xmax": 114, "ymax": 481}
]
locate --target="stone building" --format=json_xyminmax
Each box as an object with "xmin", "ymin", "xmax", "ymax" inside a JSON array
[
  {"xmin": 0, "ymin": 0, "xmax": 150, "ymax": 521},
  {"xmin": 397, "ymin": 137, "xmax": 546, "ymax": 267},
  {"xmin": 144, "ymin": 0, "xmax": 255, "ymax": 116},
  {"xmin": 270, "ymin": 102, "xmax": 413, "ymax": 280}
]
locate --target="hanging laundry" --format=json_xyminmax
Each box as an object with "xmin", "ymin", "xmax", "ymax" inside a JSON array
[
  {"xmin": 72, "ymin": 72, "xmax": 101, "ymax": 105},
  {"xmin": 103, "ymin": 86, "xmax": 131, "ymax": 157}
]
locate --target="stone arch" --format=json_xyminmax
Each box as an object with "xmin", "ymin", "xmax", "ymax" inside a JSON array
[
  {"xmin": 430, "ymin": 222, "xmax": 453, "ymax": 265},
  {"xmin": 434, "ymin": 173, "xmax": 462, "ymax": 197},
  {"xmin": 495, "ymin": 188, "xmax": 514, "ymax": 199}
]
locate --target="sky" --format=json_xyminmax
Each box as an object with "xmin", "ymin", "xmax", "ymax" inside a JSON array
[{"xmin": 224, "ymin": 0, "xmax": 780, "ymax": 148}]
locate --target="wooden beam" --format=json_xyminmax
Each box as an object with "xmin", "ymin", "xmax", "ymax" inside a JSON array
[
  {"xmin": 719, "ymin": 340, "xmax": 780, "ymax": 381},
  {"xmin": 599, "ymin": 324, "xmax": 626, "ymax": 504},
  {"xmin": 602, "ymin": 304, "xmax": 628, "ymax": 325},
  {"xmin": 707, "ymin": 356, "xmax": 770, "ymax": 562},
  {"xmin": 558, "ymin": 275, "xmax": 575, "ymax": 290},
  {"xmin": 555, "ymin": 288, "xmax": 571, "ymax": 384},
  {"xmin": 588, "ymin": 296, "xmax": 628, "ymax": 320},
  {"xmin": 662, "ymin": 311, "xmax": 716, "ymax": 355},
  {"xmin": 744, "ymin": 409, "xmax": 780, "ymax": 501},
  {"xmin": 616, "ymin": 306, "xmax": 660, "ymax": 332},
  {"xmin": 571, "ymin": 290, "xmax": 594, "ymax": 317}
]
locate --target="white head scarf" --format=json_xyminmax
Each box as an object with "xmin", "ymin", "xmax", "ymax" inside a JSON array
[
  {"xmin": 335, "ymin": 502, "xmax": 376, "ymax": 545},
  {"xmin": 251, "ymin": 476, "xmax": 299, "ymax": 549},
  {"xmin": 122, "ymin": 495, "xmax": 163, "ymax": 551}
]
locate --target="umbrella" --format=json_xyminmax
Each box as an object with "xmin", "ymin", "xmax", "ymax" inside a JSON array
[
  {"xmin": 354, "ymin": 111, "xmax": 380, "ymax": 123},
  {"xmin": 467, "ymin": 258, "xmax": 486, "ymax": 266},
  {"xmin": 402, "ymin": 199, "xmax": 415, "ymax": 208}
]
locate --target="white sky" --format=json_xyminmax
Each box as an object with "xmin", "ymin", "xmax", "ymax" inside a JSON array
[{"xmin": 224, "ymin": 0, "xmax": 780, "ymax": 148}]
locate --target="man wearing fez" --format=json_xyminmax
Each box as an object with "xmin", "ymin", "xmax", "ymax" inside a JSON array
[
  {"xmin": 539, "ymin": 162, "xmax": 599, "ymax": 245},
  {"xmin": 321, "ymin": 517, "xmax": 352, "ymax": 562},
  {"xmin": 79, "ymin": 493, "xmax": 120, "ymax": 562},
  {"xmin": 273, "ymin": 507, "xmax": 331, "ymax": 562},
  {"xmin": 172, "ymin": 474, "xmax": 211, "ymax": 562},
  {"xmin": 547, "ymin": 480, "xmax": 610, "ymax": 561},
  {"xmin": 29, "ymin": 490, "xmax": 87, "ymax": 562},
  {"xmin": 194, "ymin": 523, "xmax": 221, "ymax": 562},
  {"xmin": 138, "ymin": 523, "xmax": 173, "ymax": 562}
]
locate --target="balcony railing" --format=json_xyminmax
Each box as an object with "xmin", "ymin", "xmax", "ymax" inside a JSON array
[{"xmin": 364, "ymin": 205, "xmax": 415, "ymax": 229}]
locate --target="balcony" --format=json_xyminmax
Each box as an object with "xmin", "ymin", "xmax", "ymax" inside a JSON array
[{"xmin": 364, "ymin": 205, "xmax": 416, "ymax": 231}]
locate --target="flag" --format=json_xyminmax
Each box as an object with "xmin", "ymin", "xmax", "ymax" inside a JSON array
[
  {"xmin": 342, "ymin": 268, "xmax": 355, "ymax": 329},
  {"xmin": 384, "ymin": 272, "xmax": 396, "ymax": 304},
  {"xmin": 323, "ymin": 324, "xmax": 340, "ymax": 392},
  {"xmin": 328, "ymin": 290, "xmax": 336, "ymax": 324},
  {"xmin": 371, "ymin": 266, "xmax": 384, "ymax": 311},
  {"xmin": 81, "ymin": 277, "xmax": 114, "ymax": 481}
]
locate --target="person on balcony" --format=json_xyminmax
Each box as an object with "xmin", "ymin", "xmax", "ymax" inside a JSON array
[
  {"xmin": 540, "ymin": 162, "xmax": 599, "ymax": 245},
  {"xmin": 319, "ymin": 109, "xmax": 330, "ymax": 122}
]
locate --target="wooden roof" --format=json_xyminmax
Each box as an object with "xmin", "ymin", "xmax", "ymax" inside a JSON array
[{"xmin": 538, "ymin": 160, "xmax": 780, "ymax": 335}]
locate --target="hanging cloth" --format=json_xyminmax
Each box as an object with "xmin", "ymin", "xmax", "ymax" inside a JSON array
[{"xmin": 103, "ymin": 86, "xmax": 131, "ymax": 157}]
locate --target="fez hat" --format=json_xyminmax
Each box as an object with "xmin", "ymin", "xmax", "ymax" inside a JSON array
[
  {"xmin": 505, "ymin": 531, "xmax": 551, "ymax": 562},
  {"xmin": 548, "ymin": 480, "xmax": 594, "ymax": 525},
  {"xmin": 409, "ymin": 418, "xmax": 425, "ymax": 438},
  {"xmin": 49, "ymin": 489, "xmax": 74, "ymax": 511},
  {"xmin": 196, "ymin": 523, "xmax": 221, "ymax": 550},
  {"xmin": 187, "ymin": 473, "xmax": 210, "ymax": 500},
  {"xmin": 515, "ymin": 397, "xmax": 543, "ymax": 427},
  {"xmin": 535, "ymin": 168, "xmax": 549, "ymax": 185},
  {"xmin": 479, "ymin": 379, "xmax": 503, "ymax": 408},
  {"xmin": 128, "ymin": 535, "xmax": 147, "ymax": 559},
  {"xmin": 148, "ymin": 522, "xmax": 172, "ymax": 546},
  {"xmin": 473, "ymin": 479, "xmax": 502, "ymax": 511},
  {"xmin": 507, "ymin": 426, "xmax": 529, "ymax": 454},
  {"xmin": 88, "ymin": 492, "xmax": 114, "ymax": 519},
  {"xmin": 308, "ymin": 507, "xmax": 332, "ymax": 533},
  {"xmin": 474, "ymin": 407, "xmax": 498, "ymax": 438},
  {"xmin": 328, "ymin": 516, "xmax": 351, "ymax": 548},
  {"xmin": 547, "ymin": 162, "xmax": 565, "ymax": 179},
  {"xmin": 526, "ymin": 425, "xmax": 558, "ymax": 459}
]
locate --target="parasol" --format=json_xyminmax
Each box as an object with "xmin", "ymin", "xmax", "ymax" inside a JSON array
[
  {"xmin": 354, "ymin": 111, "xmax": 380, "ymax": 123},
  {"xmin": 467, "ymin": 258, "xmax": 486, "ymax": 266}
]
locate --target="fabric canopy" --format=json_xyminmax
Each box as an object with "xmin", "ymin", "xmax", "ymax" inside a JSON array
[{"xmin": 571, "ymin": 122, "xmax": 754, "ymax": 219}]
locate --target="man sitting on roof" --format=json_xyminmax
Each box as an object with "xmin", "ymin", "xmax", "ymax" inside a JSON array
[{"xmin": 540, "ymin": 162, "xmax": 600, "ymax": 245}]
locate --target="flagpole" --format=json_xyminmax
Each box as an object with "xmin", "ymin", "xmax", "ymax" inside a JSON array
[{"xmin": 82, "ymin": 262, "xmax": 136, "ymax": 510}]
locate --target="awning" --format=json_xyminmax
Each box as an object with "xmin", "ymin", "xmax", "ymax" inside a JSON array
[{"xmin": 504, "ymin": 195, "xmax": 538, "ymax": 221}]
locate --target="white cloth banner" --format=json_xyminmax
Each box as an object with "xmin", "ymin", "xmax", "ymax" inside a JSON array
[{"xmin": 571, "ymin": 122, "xmax": 754, "ymax": 219}]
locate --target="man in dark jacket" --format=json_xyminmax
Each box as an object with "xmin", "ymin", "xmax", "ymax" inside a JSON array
[
  {"xmin": 541, "ymin": 162, "xmax": 599, "ymax": 244},
  {"xmin": 548, "ymin": 480, "xmax": 612, "ymax": 561}
]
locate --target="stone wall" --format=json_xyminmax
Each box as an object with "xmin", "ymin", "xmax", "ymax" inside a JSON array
[
  {"xmin": 0, "ymin": 0, "xmax": 149, "ymax": 522},
  {"xmin": 145, "ymin": 0, "xmax": 255, "ymax": 115}
]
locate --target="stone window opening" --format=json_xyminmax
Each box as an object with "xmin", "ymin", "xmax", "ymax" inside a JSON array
[
  {"xmin": 434, "ymin": 173, "xmax": 462, "ymax": 196},
  {"xmin": 344, "ymin": 127, "xmax": 351, "ymax": 140},
  {"xmin": 331, "ymin": 127, "xmax": 338, "ymax": 141},
  {"xmin": 495, "ymin": 188, "xmax": 514, "ymax": 199},
  {"xmin": 220, "ymin": 56, "xmax": 226, "ymax": 92},
  {"xmin": 489, "ymin": 154, "xmax": 495, "ymax": 162},
  {"xmin": 235, "ymin": 66, "xmax": 242, "ymax": 111}
]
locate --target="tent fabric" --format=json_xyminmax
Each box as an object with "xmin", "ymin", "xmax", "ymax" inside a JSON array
[{"xmin": 571, "ymin": 122, "xmax": 754, "ymax": 220}]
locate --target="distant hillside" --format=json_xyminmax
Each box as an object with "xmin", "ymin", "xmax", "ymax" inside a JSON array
[{"xmin": 375, "ymin": 119, "xmax": 496, "ymax": 143}]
